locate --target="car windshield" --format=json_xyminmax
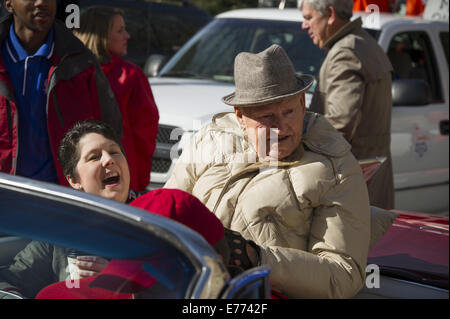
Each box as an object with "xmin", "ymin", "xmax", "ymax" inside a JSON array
[
  {"xmin": 160, "ymin": 18, "xmax": 327, "ymax": 86},
  {"xmin": 0, "ymin": 178, "xmax": 198, "ymax": 299}
]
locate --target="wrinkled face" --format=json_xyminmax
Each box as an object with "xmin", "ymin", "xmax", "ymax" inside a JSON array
[
  {"xmin": 4, "ymin": 0, "xmax": 56, "ymax": 35},
  {"xmin": 107, "ymin": 14, "xmax": 130, "ymax": 57},
  {"xmin": 301, "ymin": 2, "xmax": 329, "ymax": 48},
  {"xmin": 67, "ymin": 133, "xmax": 130, "ymax": 203},
  {"xmin": 235, "ymin": 94, "xmax": 306, "ymax": 161}
]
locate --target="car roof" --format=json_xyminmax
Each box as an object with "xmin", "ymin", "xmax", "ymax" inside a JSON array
[{"xmin": 216, "ymin": 8, "xmax": 447, "ymax": 30}]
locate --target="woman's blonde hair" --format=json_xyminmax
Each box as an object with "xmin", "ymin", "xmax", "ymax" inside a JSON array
[{"xmin": 74, "ymin": 6, "xmax": 124, "ymax": 64}]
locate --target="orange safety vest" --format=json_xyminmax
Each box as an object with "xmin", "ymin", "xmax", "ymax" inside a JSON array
[{"xmin": 406, "ymin": 0, "xmax": 425, "ymax": 15}]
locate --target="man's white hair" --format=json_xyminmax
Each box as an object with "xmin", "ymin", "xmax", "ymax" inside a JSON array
[{"xmin": 300, "ymin": 0, "xmax": 353, "ymax": 20}]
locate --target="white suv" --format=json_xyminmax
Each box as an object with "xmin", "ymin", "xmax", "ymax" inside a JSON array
[{"xmin": 148, "ymin": 8, "xmax": 449, "ymax": 215}]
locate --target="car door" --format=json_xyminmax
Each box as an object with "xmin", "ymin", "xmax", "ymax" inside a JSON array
[
  {"xmin": 378, "ymin": 22, "xmax": 449, "ymax": 215},
  {"xmin": 0, "ymin": 173, "xmax": 219, "ymax": 298}
]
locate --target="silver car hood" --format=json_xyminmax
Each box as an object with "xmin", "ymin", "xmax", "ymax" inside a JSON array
[
  {"xmin": 149, "ymin": 77, "xmax": 234, "ymax": 131},
  {"xmin": 150, "ymin": 76, "xmax": 314, "ymax": 130}
]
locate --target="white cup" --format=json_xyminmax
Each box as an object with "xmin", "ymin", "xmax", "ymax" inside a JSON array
[{"xmin": 67, "ymin": 256, "xmax": 81, "ymax": 280}]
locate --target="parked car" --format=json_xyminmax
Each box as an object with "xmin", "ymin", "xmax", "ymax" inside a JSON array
[
  {"xmin": 147, "ymin": 8, "xmax": 449, "ymax": 215},
  {"xmin": 0, "ymin": 172, "xmax": 447, "ymax": 299},
  {"xmin": 0, "ymin": 172, "xmax": 270, "ymax": 299},
  {"xmin": 357, "ymin": 209, "xmax": 449, "ymax": 298},
  {"xmin": 78, "ymin": 0, "xmax": 212, "ymax": 68},
  {"xmin": 0, "ymin": 1, "xmax": 212, "ymax": 69}
]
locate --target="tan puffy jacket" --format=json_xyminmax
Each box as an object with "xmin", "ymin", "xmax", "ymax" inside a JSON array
[{"xmin": 165, "ymin": 112, "xmax": 371, "ymax": 298}]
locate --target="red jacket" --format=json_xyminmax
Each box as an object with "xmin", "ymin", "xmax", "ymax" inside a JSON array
[
  {"xmin": 101, "ymin": 54, "xmax": 159, "ymax": 191},
  {"xmin": 0, "ymin": 16, "xmax": 123, "ymax": 186}
]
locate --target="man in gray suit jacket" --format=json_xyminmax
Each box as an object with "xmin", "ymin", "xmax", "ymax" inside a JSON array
[{"xmin": 301, "ymin": 0, "xmax": 394, "ymax": 209}]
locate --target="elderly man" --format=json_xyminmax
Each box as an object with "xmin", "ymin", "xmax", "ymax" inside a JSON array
[
  {"xmin": 165, "ymin": 45, "xmax": 371, "ymax": 298},
  {"xmin": 301, "ymin": 0, "xmax": 394, "ymax": 210}
]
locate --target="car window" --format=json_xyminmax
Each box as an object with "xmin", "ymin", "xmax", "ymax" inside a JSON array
[
  {"xmin": 387, "ymin": 31, "xmax": 443, "ymax": 102},
  {"xmin": 160, "ymin": 18, "xmax": 326, "ymax": 86},
  {"xmin": 149, "ymin": 6, "xmax": 211, "ymax": 57},
  {"xmin": 120, "ymin": 8, "xmax": 151, "ymax": 68},
  {"xmin": 78, "ymin": 0, "xmax": 211, "ymax": 68},
  {"xmin": 364, "ymin": 28, "xmax": 381, "ymax": 40},
  {"xmin": 440, "ymin": 31, "xmax": 449, "ymax": 66},
  {"xmin": 0, "ymin": 184, "xmax": 197, "ymax": 299}
]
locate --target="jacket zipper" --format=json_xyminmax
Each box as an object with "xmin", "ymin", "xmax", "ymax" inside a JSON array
[
  {"xmin": 4, "ymin": 99, "xmax": 18, "ymax": 174},
  {"xmin": 6, "ymin": 99, "xmax": 12, "ymax": 142},
  {"xmin": 12, "ymin": 104, "xmax": 18, "ymax": 175}
]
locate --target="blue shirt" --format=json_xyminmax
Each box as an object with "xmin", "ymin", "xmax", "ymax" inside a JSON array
[{"xmin": 1, "ymin": 25, "xmax": 58, "ymax": 183}]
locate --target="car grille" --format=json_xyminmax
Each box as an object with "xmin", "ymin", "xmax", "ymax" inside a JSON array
[
  {"xmin": 152, "ymin": 125, "xmax": 183, "ymax": 174},
  {"xmin": 156, "ymin": 124, "xmax": 180, "ymax": 145},
  {"xmin": 152, "ymin": 158, "xmax": 173, "ymax": 173}
]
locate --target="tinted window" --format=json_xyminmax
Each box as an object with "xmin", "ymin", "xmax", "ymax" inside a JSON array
[
  {"xmin": 161, "ymin": 18, "xmax": 326, "ymax": 86},
  {"xmin": 364, "ymin": 28, "xmax": 381, "ymax": 40},
  {"xmin": 387, "ymin": 32, "xmax": 443, "ymax": 102},
  {"xmin": 79, "ymin": 0, "xmax": 211, "ymax": 68},
  {"xmin": 440, "ymin": 32, "xmax": 449, "ymax": 66},
  {"xmin": 119, "ymin": 7, "xmax": 152, "ymax": 68},
  {"xmin": 149, "ymin": 4, "xmax": 211, "ymax": 57}
]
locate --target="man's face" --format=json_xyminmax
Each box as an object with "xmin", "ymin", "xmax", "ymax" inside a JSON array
[
  {"xmin": 4, "ymin": 0, "xmax": 56, "ymax": 35},
  {"xmin": 301, "ymin": 2, "xmax": 329, "ymax": 48},
  {"xmin": 235, "ymin": 94, "xmax": 306, "ymax": 161}
]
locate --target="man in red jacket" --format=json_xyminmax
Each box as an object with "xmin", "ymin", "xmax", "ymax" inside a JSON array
[{"xmin": 0, "ymin": 0, "xmax": 122, "ymax": 186}]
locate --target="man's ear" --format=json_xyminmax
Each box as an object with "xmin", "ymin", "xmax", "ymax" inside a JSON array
[
  {"xmin": 4, "ymin": 0, "xmax": 13, "ymax": 13},
  {"xmin": 326, "ymin": 6, "xmax": 337, "ymax": 25},
  {"xmin": 67, "ymin": 175, "xmax": 82, "ymax": 191},
  {"xmin": 299, "ymin": 93, "xmax": 306, "ymax": 115}
]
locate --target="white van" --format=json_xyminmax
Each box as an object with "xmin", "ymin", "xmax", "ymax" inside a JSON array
[{"xmin": 148, "ymin": 8, "xmax": 449, "ymax": 215}]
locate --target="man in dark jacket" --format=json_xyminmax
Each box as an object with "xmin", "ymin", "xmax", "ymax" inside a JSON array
[{"xmin": 0, "ymin": 0, "xmax": 122, "ymax": 186}]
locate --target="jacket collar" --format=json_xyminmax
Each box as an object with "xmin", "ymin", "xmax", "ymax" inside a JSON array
[
  {"xmin": 51, "ymin": 19, "xmax": 86, "ymax": 63},
  {"xmin": 0, "ymin": 14, "xmax": 85, "ymax": 63},
  {"xmin": 0, "ymin": 14, "xmax": 13, "ymax": 46},
  {"xmin": 5, "ymin": 24, "xmax": 54, "ymax": 62},
  {"xmin": 211, "ymin": 111, "xmax": 351, "ymax": 162},
  {"xmin": 323, "ymin": 17, "xmax": 362, "ymax": 50}
]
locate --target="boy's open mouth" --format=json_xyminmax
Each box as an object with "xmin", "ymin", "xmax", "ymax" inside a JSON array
[{"xmin": 102, "ymin": 172, "xmax": 120, "ymax": 186}]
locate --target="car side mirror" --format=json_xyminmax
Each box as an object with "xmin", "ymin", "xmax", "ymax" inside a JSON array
[
  {"xmin": 392, "ymin": 78, "xmax": 432, "ymax": 106},
  {"xmin": 144, "ymin": 54, "xmax": 168, "ymax": 77}
]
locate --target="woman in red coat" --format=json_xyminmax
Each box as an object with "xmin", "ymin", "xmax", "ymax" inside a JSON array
[{"xmin": 74, "ymin": 7, "xmax": 159, "ymax": 191}]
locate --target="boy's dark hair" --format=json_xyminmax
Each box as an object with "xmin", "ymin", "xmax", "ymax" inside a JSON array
[{"xmin": 58, "ymin": 120, "xmax": 124, "ymax": 178}]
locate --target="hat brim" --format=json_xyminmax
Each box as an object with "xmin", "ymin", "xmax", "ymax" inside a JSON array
[{"xmin": 222, "ymin": 74, "xmax": 314, "ymax": 107}]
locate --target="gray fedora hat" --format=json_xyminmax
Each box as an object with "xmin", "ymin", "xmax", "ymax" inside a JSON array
[{"xmin": 222, "ymin": 44, "xmax": 314, "ymax": 107}]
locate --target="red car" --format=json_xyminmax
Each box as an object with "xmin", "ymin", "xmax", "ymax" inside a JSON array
[
  {"xmin": 355, "ymin": 210, "xmax": 449, "ymax": 298},
  {"xmin": 354, "ymin": 159, "xmax": 449, "ymax": 298}
]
